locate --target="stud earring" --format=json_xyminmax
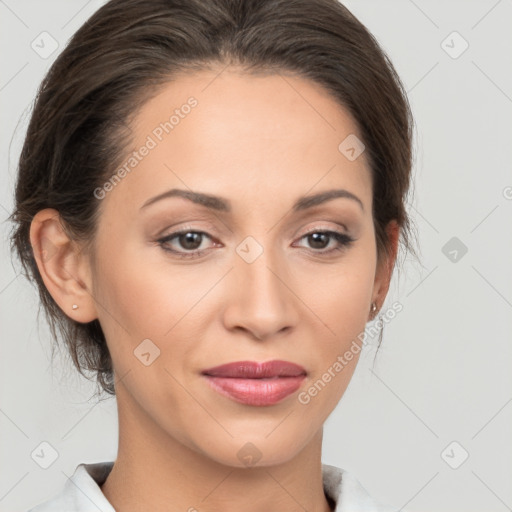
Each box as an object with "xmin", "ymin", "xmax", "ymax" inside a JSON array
[
  {"xmin": 370, "ymin": 302, "xmax": 377, "ymax": 314},
  {"xmin": 72, "ymin": 304, "xmax": 78, "ymax": 310}
]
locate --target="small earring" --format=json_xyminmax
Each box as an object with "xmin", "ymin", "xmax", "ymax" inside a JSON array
[
  {"xmin": 370, "ymin": 302, "xmax": 377, "ymax": 314},
  {"xmin": 72, "ymin": 304, "xmax": 78, "ymax": 310}
]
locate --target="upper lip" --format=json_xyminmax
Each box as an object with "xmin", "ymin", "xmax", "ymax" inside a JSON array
[{"xmin": 201, "ymin": 360, "xmax": 307, "ymax": 378}]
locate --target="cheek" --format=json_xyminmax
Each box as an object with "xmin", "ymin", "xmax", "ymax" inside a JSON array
[
  {"xmin": 302, "ymin": 255, "xmax": 375, "ymax": 341},
  {"xmin": 93, "ymin": 241, "xmax": 190, "ymax": 336},
  {"xmin": 91, "ymin": 241, "xmax": 218, "ymax": 383},
  {"xmin": 295, "ymin": 245, "xmax": 376, "ymax": 409}
]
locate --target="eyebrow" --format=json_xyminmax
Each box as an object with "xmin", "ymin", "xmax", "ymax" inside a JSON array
[{"xmin": 140, "ymin": 187, "xmax": 364, "ymax": 212}]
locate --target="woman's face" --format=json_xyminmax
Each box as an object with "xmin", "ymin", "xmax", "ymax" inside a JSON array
[{"xmin": 86, "ymin": 66, "xmax": 395, "ymax": 466}]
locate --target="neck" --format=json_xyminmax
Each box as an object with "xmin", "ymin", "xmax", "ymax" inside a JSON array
[{"xmin": 101, "ymin": 385, "xmax": 333, "ymax": 512}]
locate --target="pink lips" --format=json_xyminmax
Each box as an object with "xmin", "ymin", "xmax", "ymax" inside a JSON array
[{"xmin": 201, "ymin": 360, "xmax": 307, "ymax": 406}]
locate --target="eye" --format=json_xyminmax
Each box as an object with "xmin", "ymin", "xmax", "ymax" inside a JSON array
[
  {"xmin": 157, "ymin": 228, "xmax": 355, "ymax": 260},
  {"xmin": 157, "ymin": 229, "xmax": 217, "ymax": 259},
  {"xmin": 294, "ymin": 230, "xmax": 355, "ymax": 254}
]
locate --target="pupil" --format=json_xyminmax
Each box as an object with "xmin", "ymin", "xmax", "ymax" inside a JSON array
[
  {"xmin": 309, "ymin": 233, "xmax": 328, "ymax": 249},
  {"xmin": 180, "ymin": 232, "xmax": 201, "ymax": 250}
]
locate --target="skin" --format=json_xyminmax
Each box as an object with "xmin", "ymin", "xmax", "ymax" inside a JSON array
[{"xmin": 30, "ymin": 65, "xmax": 399, "ymax": 512}]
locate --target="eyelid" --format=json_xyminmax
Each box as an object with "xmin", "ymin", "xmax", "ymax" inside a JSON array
[{"xmin": 298, "ymin": 223, "xmax": 349, "ymax": 236}]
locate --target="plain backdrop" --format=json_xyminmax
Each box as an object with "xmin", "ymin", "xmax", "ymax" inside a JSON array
[{"xmin": 1, "ymin": 1, "xmax": 511, "ymax": 511}]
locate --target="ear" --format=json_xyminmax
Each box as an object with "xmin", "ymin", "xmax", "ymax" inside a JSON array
[
  {"xmin": 371, "ymin": 220, "xmax": 400, "ymax": 316},
  {"xmin": 29, "ymin": 208, "xmax": 98, "ymax": 323}
]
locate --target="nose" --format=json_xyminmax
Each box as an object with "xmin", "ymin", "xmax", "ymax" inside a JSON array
[{"xmin": 221, "ymin": 246, "xmax": 300, "ymax": 341}]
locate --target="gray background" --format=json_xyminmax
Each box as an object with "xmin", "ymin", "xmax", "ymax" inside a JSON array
[{"xmin": 1, "ymin": 1, "xmax": 511, "ymax": 511}]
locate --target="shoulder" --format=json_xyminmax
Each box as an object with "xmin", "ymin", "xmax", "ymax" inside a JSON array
[
  {"xmin": 26, "ymin": 461, "xmax": 115, "ymax": 512},
  {"xmin": 322, "ymin": 463, "xmax": 402, "ymax": 512}
]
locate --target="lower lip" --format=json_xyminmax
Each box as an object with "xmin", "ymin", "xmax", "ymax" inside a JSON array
[{"xmin": 203, "ymin": 376, "xmax": 306, "ymax": 406}]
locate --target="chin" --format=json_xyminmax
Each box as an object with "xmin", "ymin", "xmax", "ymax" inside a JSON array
[{"xmin": 191, "ymin": 429, "xmax": 313, "ymax": 469}]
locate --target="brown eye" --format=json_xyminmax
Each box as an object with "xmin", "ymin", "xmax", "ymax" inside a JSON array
[
  {"xmin": 177, "ymin": 232, "xmax": 203, "ymax": 250},
  {"xmin": 307, "ymin": 232, "xmax": 330, "ymax": 249},
  {"xmin": 157, "ymin": 230, "xmax": 216, "ymax": 259},
  {"xmin": 296, "ymin": 230, "xmax": 355, "ymax": 254}
]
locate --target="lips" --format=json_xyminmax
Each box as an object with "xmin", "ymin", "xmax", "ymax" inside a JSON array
[
  {"xmin": 201, "ymin": 360, "xmax": 307, "ymax": 406},
  {"xmin": 201, "ymin": 360, "xmax": 307, "ymax": 378}
]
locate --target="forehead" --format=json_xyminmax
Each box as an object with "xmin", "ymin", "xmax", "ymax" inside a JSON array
[
  {"xmin": 103, "ymin": 67, "xmax": 372, "ymax": 215},
  {"xmin": 133, "ymin": 66, "xmax": 365, "ymax": 152}
]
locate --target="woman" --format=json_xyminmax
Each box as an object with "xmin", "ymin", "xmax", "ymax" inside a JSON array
[{"xmin": 10, "ymin": 0, "xmax": 417, "ymax": 510}]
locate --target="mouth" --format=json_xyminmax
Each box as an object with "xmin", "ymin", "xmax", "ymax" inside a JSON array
[{"xmin": 201, "ymin": 360, "xmax": 307, "ymax": 406}]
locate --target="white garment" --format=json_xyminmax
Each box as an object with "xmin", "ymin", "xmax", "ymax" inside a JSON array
[{"xmin": 27, "ymin": 461, "xmax": 399, "ymax": 511}]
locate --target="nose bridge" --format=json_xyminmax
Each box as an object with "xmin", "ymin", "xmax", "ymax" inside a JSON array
[
  {"xmin": 237, "ymin": 234, "xmax": 287, "ymax": 305},
  {"xmin": 223, "ymin": 233, "xmax": 299, "ymax": 338},
  {"xmin": 240, "ymin": 244, "xmax": 281, "ymax": 297}
]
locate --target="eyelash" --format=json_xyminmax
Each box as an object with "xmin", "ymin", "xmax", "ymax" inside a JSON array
[{"xmin": 157, "ymin": 227, "xmax": 355, "ymax": 260}]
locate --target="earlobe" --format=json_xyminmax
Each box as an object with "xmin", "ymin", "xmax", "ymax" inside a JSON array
[{"xmin": 29, "ymin": 208, "xmax": 98, "ymax": 323}]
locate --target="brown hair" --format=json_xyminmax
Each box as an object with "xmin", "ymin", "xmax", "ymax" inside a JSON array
[{"xmin": 9, "ymin": 0, "xmax": 418, "ymax": 396}]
